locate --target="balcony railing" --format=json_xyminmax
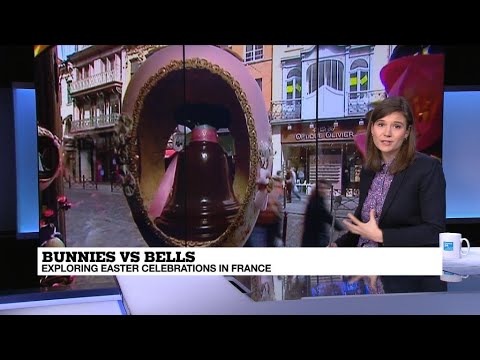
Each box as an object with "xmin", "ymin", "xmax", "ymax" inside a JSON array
[
  {"xmin": 270, "ymin": 90, "xmax": 386, "ymax": 122},
  {"xmin": 70, "ymin": 113, "xmax": 120, "ymax": 132},
  {"xmin": 270, "ymin": 99, "xmax": 301, "ymax": 121},
  {"xmin": 71, "ymin": 70, "xmax": 122, "ymax": 93},
  {"xmin": 347, "ymin": 90, "xmax": 386, "ymax": 115}
]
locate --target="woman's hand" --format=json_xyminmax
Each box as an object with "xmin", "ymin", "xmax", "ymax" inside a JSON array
[{"xmin": 342, "ymin": 209, "xmax": 383, "ymax": 243}]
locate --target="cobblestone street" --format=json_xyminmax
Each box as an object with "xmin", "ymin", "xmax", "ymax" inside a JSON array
[
  {"xmin": 63, "ymin": 184, "xmax": 357, "ymax": 248},
  {"xmin": 64, "ymin": 184, "xmax": 147, "ymax": 248}
]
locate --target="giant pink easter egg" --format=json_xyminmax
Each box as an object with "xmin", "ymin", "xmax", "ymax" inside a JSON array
[{"xmin": 119, "ymin": 45, "xmax": 272, "ymax": 247}]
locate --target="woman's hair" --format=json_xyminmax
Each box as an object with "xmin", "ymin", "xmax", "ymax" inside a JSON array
[{"xmin": 365, "ymin": 96, "xmax": 416, "ymax": 174}]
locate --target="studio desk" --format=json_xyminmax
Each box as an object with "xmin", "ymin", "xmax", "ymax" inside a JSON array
[
  {"xmin": 1, "ymin": 250, "xmax": 479, "ymax": 315},
  {"xmin": 116, "ymin": 248, "xmax": 480, "ymax": 315}
]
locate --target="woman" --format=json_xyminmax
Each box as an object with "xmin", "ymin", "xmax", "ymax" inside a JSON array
[{"xmin": 332, "ymin": 96, "xmax": 446, "ymax": 293}]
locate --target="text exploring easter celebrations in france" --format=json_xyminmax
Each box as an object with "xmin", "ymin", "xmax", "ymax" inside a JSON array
[{"xmin": 37, "ymin": 247, "xmax": 442, "ymax": 276}]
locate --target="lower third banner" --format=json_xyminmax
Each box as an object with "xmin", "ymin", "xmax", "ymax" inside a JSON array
[{"xmin": 37, "ymin": 247, "xmax": 442, "ymax": 276}]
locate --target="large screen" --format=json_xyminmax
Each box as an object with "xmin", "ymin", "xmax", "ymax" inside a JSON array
[
  {"xmin": 13, "ymin": 83, "xmax": 39, "ymax": 239},
  {"xmin": 34, "ymin": 45, "xmax": 445, "ymax": 248},
  {"xmin": 443, "ymin": 87, "xmax": 480, "ymax": 221}
]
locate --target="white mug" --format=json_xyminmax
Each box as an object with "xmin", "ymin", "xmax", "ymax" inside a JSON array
[
  {"xmin": 439, "ymin": 233, "xmax": 470, "ymax": 260},
  {"xmin": 441, "ymin": 271, "xmax": 469, "ymax": 283}
]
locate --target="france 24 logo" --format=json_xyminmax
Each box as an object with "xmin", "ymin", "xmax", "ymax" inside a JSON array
[{"xmin": 443, "ymin": 242, "xmax": 454, "ymax": 251}]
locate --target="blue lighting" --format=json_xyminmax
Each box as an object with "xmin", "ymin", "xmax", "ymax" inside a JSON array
[
  {"xmin": 13, "ymin": 85, "xmax": 39, "ymax": 237},
  {"xmin": 443, "ymin": 90, "xmax": 480, "ymax": 220}
]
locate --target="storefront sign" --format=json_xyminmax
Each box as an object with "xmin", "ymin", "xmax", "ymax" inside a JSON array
[
  {"xmin": 281, "ymin": 120, "xmax": 364, "ymax": 144},
  {"xmin": 294, "ymin": 130, "xmax": 354, "ymax": 141}
]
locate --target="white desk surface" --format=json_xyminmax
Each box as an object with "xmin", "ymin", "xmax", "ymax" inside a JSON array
[
  {"xmin": 116, "ymin": 274, "xmax": 480, "ymax": 315},
  {"xmin": 0, "ymin": 294, "xmax": 124, "ymax": 315},
  {"xmin": 443, "ymin": 248, "xmax": 480, "ymax": 276}
]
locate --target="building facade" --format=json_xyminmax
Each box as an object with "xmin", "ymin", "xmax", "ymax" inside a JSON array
[
  {"xmin": 230, "ymin": 45, "xmax": 273, "ymax": 112},
  {"xmin": 58, "ymin": 49, "xmax": 75, "ymax": 181},
  {"xmin": 59, "ymin": 45, "xmax": 126, "ymax": 183},
  {"xmin": 58, "ymin": 44, "xmax": 395, "ymax": 197},
  {"xmin": 270, "ymin": 45, "xmax": 395, "ymax": 196}
]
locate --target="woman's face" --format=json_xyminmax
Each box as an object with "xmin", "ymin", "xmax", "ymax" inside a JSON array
[{"xmin": 371, "ymin": 111, "xmax": 410, "ymax": 162}]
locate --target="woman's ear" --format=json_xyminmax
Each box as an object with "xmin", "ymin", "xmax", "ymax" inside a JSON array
[{"xmin": 406, "ymin": 125, "xmax": 412, "ymax": 138}]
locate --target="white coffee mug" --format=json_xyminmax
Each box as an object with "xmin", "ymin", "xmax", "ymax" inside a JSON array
[
  {"xmin": 439, "ymin": 233, "xmax": 470, "ymax": 260},
  {"xmin": 441, "ymin": 271, "xmax": 469, "ymax": 283}
]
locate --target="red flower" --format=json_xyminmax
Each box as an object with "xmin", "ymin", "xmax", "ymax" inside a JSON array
[
  {"xmin": 43, "ymin": 209, "xmax": 55, "ymax": 218},
  {"xmin": 57, "ymin": 195, "xmax": 67, "ymax": 203},
  {"xmin": 57, "ymin": 195, "xmax": 71, "ymax": 211}
]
